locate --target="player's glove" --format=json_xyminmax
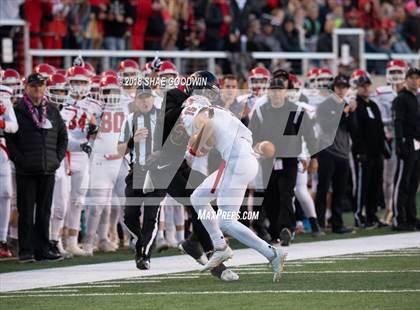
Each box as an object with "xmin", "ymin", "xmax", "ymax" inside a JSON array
[
  {"xmin": 80, "ymin": 142, "xmax": 92, "ymax": 157},
  {"xmin": 87, "ymin": 123, "xmax": 99, "ymax": 135},
  {"xmin": 151, "ymin": 56, "xmax": 162, "ymax": 72}
]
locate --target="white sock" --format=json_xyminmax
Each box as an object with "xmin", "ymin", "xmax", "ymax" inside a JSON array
[
  {"xmin": 0, "ymin": 197, "xmax": 11, "ymax": 241},
  {"xmin": 67, "ymin": 235, "xmax": 78, "ymax": 247},
  {"xmin": 50, "ymin": 216, "xmax": 63, "ymax": 241},
  {"xmin": 157, "ymin": 230, "xmax": 164, "ymax": 240},
  {"xmin": 9, "ymin": 226, "xmax": 18, "ymax": 239},
  {"xmin": 193, "ymin": 203, "xmax": 226, "ymax": 250},
  {"xmin": 220, "ymin": 218, "xmax": 275, "ymax": 260},
  {"xmin": 176, "ymin": 230, "xmax": 184, "ymax": 243}
]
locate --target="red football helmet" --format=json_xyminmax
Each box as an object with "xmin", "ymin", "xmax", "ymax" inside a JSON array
[
  {"xmin": 46, "ymin": 74, "xmax": 68, "ymax": 105},
  {"xmin": 89, "ymin": 75, "xmax": 101, "ymax": 101},
  {"xmin": 248, "ymin": 66, "xmax": 271, "ymax": 96},
  {"xmin": 158, "ymin": 61, "xmax": 178, "ymax": 89},
  {"xmin": 316, "ymin": 68, "xmax": 333, "ymax": 88},
  {"xmin": 306, "ymin": 67, "xmax": 319, "ymax": 88},
  {"xmin": 83, "ymin": 62, "xmax": 95, "ymax": 77},
  {"xmin": 2, "ymin": 69, "xmax": 23, "ymax": 100},
  {"xmin": 34, "ymin": 63, "xmax": 56, "ymax": 79},
  {"xmin": 56, "ymin": 68, "xmax": 67, "ymax": 76},
  {"xmin": 66, "ymin": 66, "xmax": 91, "ymax": 97},
  {"xmin": 386, "ymin": 60, "xmax": 407, "ymax": 84},
  {"xmin": 350, "ymin": 69, "xmax": 370, "ymax": 89},
  {"xmin": 101, "ymin": 69, "xmax": 118, "ymax": 78},
  {"xmin": 100, "ymin": 75, "xmax": 121, "ymax": 105},
  {"xmin": 118, "ymin": 59, "xmax": 140, "ymax": 76}
]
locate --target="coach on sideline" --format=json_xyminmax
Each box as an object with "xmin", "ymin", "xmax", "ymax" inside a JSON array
[{"xmin": 5, "ymin": 73, "xmax": 68, "ymax": 263}]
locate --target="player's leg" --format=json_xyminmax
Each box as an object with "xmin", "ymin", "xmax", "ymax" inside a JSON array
[
  {"xmin": 49, "ymin": 165, "xmax": 72, "ymax": 258},
  {"xmin": 294, "ymin": 165, "xmax": 322, "ymax": 236},
  {"xmin": 174, "ymin": 204, "xmax": 185, "ymax": 244},
  {"xmin": 0, "ymin": 160, "xmax": 13, "ymax": 257},
  {"xmin": 65, "ymin": 153, "xmax": 89, "ymax": 256}
]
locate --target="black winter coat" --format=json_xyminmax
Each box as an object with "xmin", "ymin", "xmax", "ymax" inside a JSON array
[{"xmin": 5, "ymin": 99, "xmax": 68, "ymax": 175}]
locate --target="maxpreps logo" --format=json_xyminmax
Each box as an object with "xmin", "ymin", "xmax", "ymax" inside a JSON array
[{"xmin": 197, "ymin": 210, "xmax": 260, "ymax": 221}]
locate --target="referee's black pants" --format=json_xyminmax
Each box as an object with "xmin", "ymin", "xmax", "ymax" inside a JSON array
[
  {"xmin": 16, "ymin": 174, "xmax": 55, "ymax": 258},
  {"xmin": 393, "ymin": 144, "xmax": 420, "ymax": 227},
  {"xmin": 152, "ymin": 160, "xmax": 213, "ymax": 253},
  {"xmin": 315, "ymin": 151, "xmax": 349, "ymax": 230},
  {"xmin": 263, "ymin": 158, "xmax": 298, "ymax": 239},
  {"xmin": 124, "ymin": 170, "xmax": 160, "ymax": 259}
]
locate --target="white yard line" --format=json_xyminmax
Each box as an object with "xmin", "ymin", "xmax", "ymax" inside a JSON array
[
  {"xmin": 2, "ymin": 289, "xmax": 420, "ymax": 298},
  {"xmin": 1, "ymin": 232, "xmax": 419, "ymax": 293}
]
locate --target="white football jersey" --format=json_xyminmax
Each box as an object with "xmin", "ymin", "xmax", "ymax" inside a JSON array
[
  {"xmin": 62, "ymin": 96, "xmax": 102, "ymax": 152},
  {"xmin": 372, "ymin": 85, "xmax": 396, "ymax": 138},
  {"xmin": 92, "ymin": 103, "xmax": 129, "ymax": 155}
]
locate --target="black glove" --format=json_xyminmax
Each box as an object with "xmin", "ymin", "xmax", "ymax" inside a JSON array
[
  {"xmin": 87, "ymin": 123, "xmax": 99, "ymax": 135},
  {"xmin": 80, "ymin": 142, "xmax": 92, "ymax": 157}
]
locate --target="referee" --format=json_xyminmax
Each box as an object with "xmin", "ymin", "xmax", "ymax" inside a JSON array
[
  {"xmin": 392, "ymin": 68, "xmax": 420, "ymax": 231},
  {"xmin": 118, "ymin": 85, "xmax": 160, "ymax": 270}
]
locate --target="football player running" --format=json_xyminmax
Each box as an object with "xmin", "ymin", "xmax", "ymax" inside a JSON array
[{"xmin": 182, "ymin": 86, "xmax": 287, "ymax": 282}]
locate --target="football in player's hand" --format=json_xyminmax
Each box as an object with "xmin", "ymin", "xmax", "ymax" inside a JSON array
[{"xmin": 256, "ymin": 141, "xmax": 276, "ymax": 158}]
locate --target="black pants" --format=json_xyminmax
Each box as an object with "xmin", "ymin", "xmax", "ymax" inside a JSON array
[
  {"xmin": 152, "ymin": 160, "xmax": 213, "ymax": 253},
  {"xmin": 263, "ymin": 158, "xmax": 298, "ymax": 239},
  {"xmin": 15, "ymin": 174, "xmax": 55, "ymax": 257},
  {"xmin": 124, "ymin": 171, "xmax": 160, "ymax": 259},
  {"xmin": 354, "ymin": 154, "xmax": 384, "ymax": 224},
  {"xmin": 393, "ymin": 145, "xmax": 420, "ymax": 227},
  {"xmin": 316, "ymin": 152, "xmax": 350, "ymax": 229}
]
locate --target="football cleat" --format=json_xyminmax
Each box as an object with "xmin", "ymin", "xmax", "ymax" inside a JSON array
[
  {"xmin": 166, "ymin": 235, "xmax": 179, "ymax": 248},
  {"xmin": 66, "ymin": 244, "xmax": 89, "ymax": 256},
  {"xmin": 155, "ymin": 238, "xmax": 169, "ymax": 253},
  {"xmin": 220, "ymin": 269, "xmax": 239, "ymax": 282},
  {"xmin": 270, "ymin": 247, "xmax": 287, "ymax": 282},
  {"xmin": 56, "ymin": 240, "xmax": 73, "ymax": 259},
  {"xmin": 178, "ymin": 239, "xmax": 208, "ymax": 265},
  {"xmin": 202, "ymin": 247, "xmax": 233, "ymax": 271},
  {"xmin": 279, "ymin": 228, "xmax": 292, "ymax": 246},
  {"xmin": 98, "ymin": 239, "xmax": 117, "ymax": 252},
  {"xmin": 136, "ymin": 257, "xmax": 151, "ymax": 270},
  {"xmin": 0, "ymin": 242, "xmax": 12, "ymax": 258}
]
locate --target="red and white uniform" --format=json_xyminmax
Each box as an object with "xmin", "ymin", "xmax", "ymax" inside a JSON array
[
  {"xmin": 184, "ymin": 103, "xmax": 278, "ymax": 263},
  {"xmin": 0, "ymin": 86, "xmax": 18, "ymax": 242}
]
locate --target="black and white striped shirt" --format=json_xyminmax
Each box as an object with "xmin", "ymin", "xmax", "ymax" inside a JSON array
[{"xmin": 119, "ymin": 108, "xmax": 158, "ymax": 166}]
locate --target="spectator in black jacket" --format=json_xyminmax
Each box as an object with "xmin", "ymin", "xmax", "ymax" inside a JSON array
[
  {"xmin": 315, "ymin": 75, "xmax": 356, "ymax": 234},
  {"xmin": 392, "ymin": 68, "xmax": 420, "ymax": 231},
  {"xmin": 351, "ymin": 75, "xmax": 387, "ymax": 229},
  {"xmin": 5, "ymin": 73, "xmax": 68, "ymax": 263}
]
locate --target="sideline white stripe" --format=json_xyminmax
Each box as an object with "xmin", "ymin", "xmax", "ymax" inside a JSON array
[
  {"xmin": 161, "ymin": 270, "xmax": 420, "ymax": 276},
  {"xmin": 2, "ymin": 289, "xmax": 420, "ymax": 298},
  {"xmin": 1, "ymin": 232, "xmax": 419, "ymax": 292}
]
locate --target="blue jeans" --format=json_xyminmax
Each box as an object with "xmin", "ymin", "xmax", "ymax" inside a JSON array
[{"xmin": 104, "ymin": 37, "xmax": 126, "ymax": 68}]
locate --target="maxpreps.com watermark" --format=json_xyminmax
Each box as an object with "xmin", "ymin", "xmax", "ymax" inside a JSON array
[
  {"xmin": 119, "ymin": 76, "xmax": 208, "ymax": 89},
  {"xmin": 197, "ymin": 210, "xmax": 259, "ymax": 221}
]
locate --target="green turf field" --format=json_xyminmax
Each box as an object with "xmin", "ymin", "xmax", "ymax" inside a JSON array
[{"xmin": 2, "ymin": 248, "xmax": 419, "ymax": 310}]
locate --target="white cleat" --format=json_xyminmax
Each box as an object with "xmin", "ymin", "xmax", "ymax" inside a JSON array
[
  {"xmin": 57, "ymin": 240, "xmax": 73, "ymax": 259},
  {"xmin": 220, "ymin": 269, "xmax": 239, "ymax": 281},
  {"xmin": 83, "ymin": 243, "xmax": 94, "ymax": 256},
  {"xmin": 166, "ymin": 236, "xmax": 178, "ymax": 248},
  {"xmin": 202, "ymin": 247, "xmax": 233, "ymax": 271},
  {"xmin": 98, "ymin": 239, "xmax": 117, "ymax": 252},
  {"xmin": 155, "ymin": 238, "xmax": 169, "ymax": 252},
  {"xmin": 270, "ymin": 247, "xmax": 287, "ymax": 282},
  {"xmin": 66, "ymin": 245, "xmax": 89, "ymax": 257}
]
